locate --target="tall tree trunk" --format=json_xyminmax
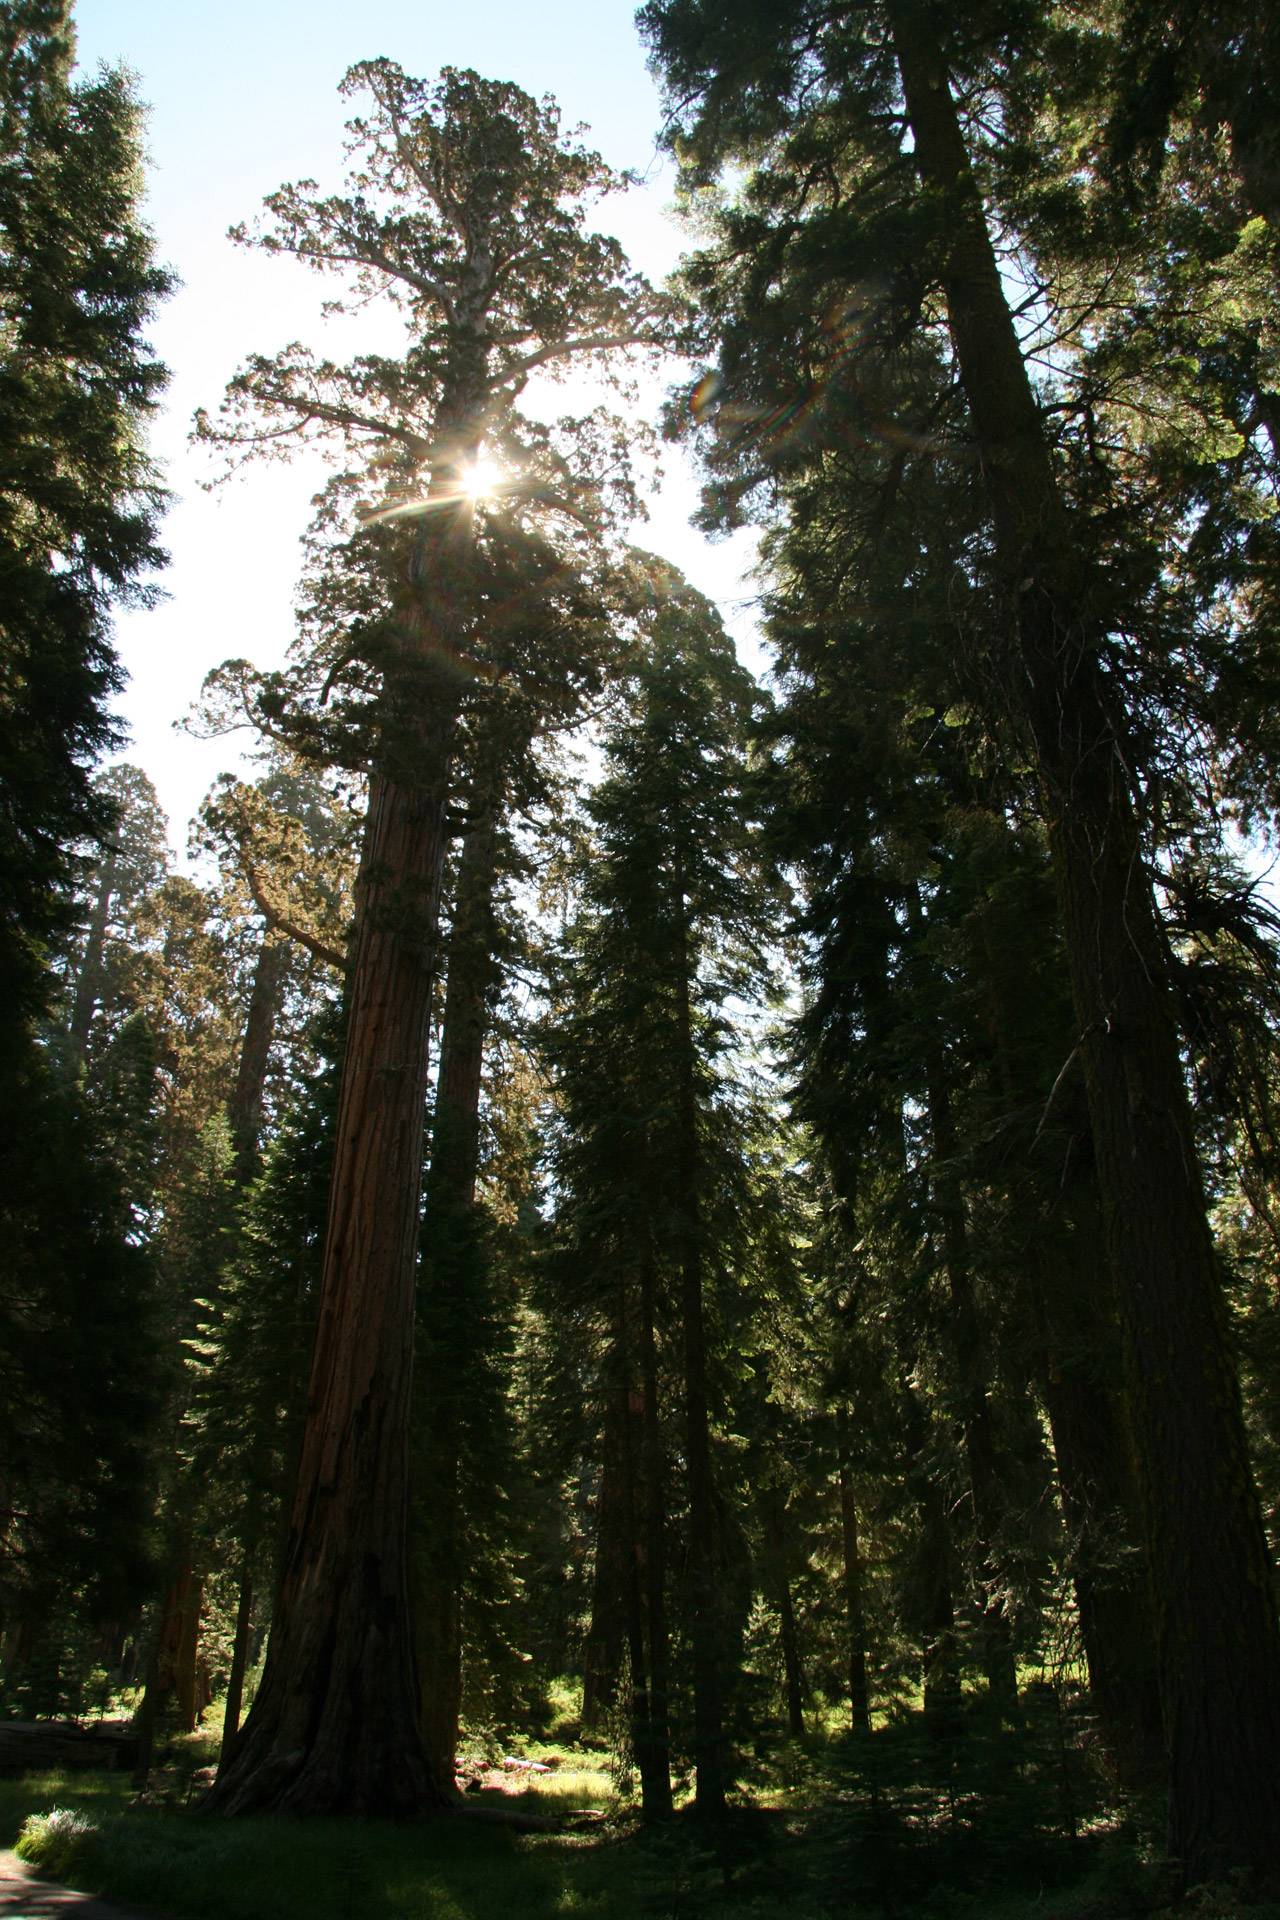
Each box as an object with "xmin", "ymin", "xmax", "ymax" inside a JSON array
[
  {"xmin": 427, "ymin": 814, "xmax": 498, "ymax": 1213},
  {"xmin": 216, "ymin": 934, "xmax": 286, "ymax": 1775},
  {"xmin": 70, "ymin": 846, "xmax": 116, "ymax": 1063},
  {"xmin": 415, "ymin": 811, "xmax": 501, "ymax": 1793},
  {"xmin": 979, "ymin": 860, "xmax": 1164, "ymax": 1785},
  {"xmin": 154, "ymin": 1546, "xmax": 195, "ymax": 1705},
  {"xmin": 229, "ymin": 937, "xmax": 286, "ymax": 1182},
  {"xmin": 612, "ymin": 1279, "xmax": 671, "ymax": 1820},
  {"xmin": 1031, "ymin": 1192, "xmax": 1164, "ymax": 1787},
  {"xmin": 131, "ymin": 1610, "xmax": 162, "ymax": 1791},
  {"xmin": 888, "ymin": 6, "xmax": 1280, "ymax": 1871},
  {"xmin": 219, "ymin": 1566, "xmax": 255, "ymax": 1771},
  {"xmin": 1038, "ymin": 1291, "xmax": 1164, "ymax": 1789},
  {"xmin": 673, "ymin": 900, "xmax": 725, "ymax": 1819},
  {"xmin": 206, "ymin": 738, "xmax": 457, "ymax": 1814},
  {"xmin": 131, "ymin": 1542, "xmax": 196, "ymax": 1781},
  {"xmin": 904, "ymin": 1383, "xmax": 960, "ymax": 1731},
  {"xmin": 582, "ymin": 1425, "xmax": 629, "ymax": 1727},
  {"xmin": 636, "ymin": 1197, "xmax": 674, "ymax": 1819},
  {"xmin": 174, "ymin": 1575, "xmax": 204, "ymax": 1734},
  {"xmin": 836, "ymin": 1408, "xmax": 871, "ymax": 1732},
  {"xmin": 924, "ymin": 1058, "xmax": 1018, "ymax": 1718},
  {"xmin": 767, "ymin": 1507, "xmax": 805, "ymax": 1737}
]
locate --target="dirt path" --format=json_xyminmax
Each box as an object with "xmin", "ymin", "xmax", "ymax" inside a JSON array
[{"xmin": 0, "ymin": 1852, "xmax": 146, "ymax": 1920}]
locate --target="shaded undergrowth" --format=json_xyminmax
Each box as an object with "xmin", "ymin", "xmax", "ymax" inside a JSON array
[{"xmin": 4, "ymin": 1689, "xmax": 1279, "ymax": 1919}]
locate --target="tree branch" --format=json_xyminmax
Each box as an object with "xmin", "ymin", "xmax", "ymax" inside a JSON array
[{"xmin": 243, "ymin": 857, "xmax": 347, "ymax": 971}]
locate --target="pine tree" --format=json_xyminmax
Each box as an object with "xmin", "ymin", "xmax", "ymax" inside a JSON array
[
  {"xmin": 639, "ymin": 0, "xmax": 1280, "ymax": 1871},
  {"xmin": 0, "ymin": 0, "xmax": 169, "ymax": 1054},
  {"xmin": 543, "ymin": 571, "xmax": 778, "ymax": 1819},
  {"xmin": 0, "ymin": 5, "xmax": 170, "ymax": 1677}
]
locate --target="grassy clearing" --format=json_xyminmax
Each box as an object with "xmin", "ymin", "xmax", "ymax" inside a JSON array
[{"xmin": 3, "ymin": 1773, "xmax": 656, "ymax": 1920}]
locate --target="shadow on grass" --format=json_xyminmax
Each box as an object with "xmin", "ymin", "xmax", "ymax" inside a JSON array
[{"xmin": 6, "ymin": 1688, "xmax": 1280, "ymax": 1920}]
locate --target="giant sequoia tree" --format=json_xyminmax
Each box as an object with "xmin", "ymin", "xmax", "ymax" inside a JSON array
[
  {"xmin": 202, "ymin": 62, "xmax": 671, "ymax": 1816},
  {"xmin": 412, "ymin": 543, "xmax": 651, "ymax": 1791},
  {"xmin": 640, "ymin": 0, "xmax": 1280, "ymax": 1876}
]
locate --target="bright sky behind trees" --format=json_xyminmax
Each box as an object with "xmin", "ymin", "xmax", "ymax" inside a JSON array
[{"xmin": 72, "ymin": 0, "xmax": 759, "ymax": 846}]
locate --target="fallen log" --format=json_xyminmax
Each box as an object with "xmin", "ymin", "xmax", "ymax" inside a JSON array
[{"xmin": 0, "ymin": 1719, "xmax": 140, "ymax": 1775}]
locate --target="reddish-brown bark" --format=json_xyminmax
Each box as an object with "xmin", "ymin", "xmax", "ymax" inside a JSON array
[
  {"xmin": 229, "ymin": 937, "xmax": 286, "ymax": 1181},
  {"xmin": 219, "ymin": 1567, "xmax": 255, "ymax": 1767},
  {"xmin": 415, "ymin": 814, "xmax": 500, "ymax": 1791},
  {"xmin": 206, "ymin": 755, "xmax": 456, "ymax": 1815}
]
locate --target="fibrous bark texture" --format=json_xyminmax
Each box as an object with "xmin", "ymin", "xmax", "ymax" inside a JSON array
[
  {"xmin": 206, "ymin": 759, "xmax": 454, "ymax": 1817},
  {"xmin": 415, "ymin": 813, "xmax": 500, "ymax": 1792}
]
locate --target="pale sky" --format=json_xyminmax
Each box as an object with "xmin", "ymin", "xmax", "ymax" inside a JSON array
[{"xmin": 72, "ymin": 0, "xmax": 761, "ymax": 851}]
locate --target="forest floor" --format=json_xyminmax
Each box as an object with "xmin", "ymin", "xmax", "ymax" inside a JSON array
[{"xmin": 3, "ymin": 1693, "xmax": 1280, "ymax": 1920}]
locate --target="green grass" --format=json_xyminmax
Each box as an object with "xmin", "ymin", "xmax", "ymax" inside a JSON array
[
  {"xmin": 4, "ymin": 1695, "xmax": 1280, "ymax": 1920},
  {"xmin": 1, "ymin": 1773, "xmax": 657, "ymax": 1920},
  {"xmin": 0, "ymin": 1760, "xmax": 768, "ymax": 1918}
]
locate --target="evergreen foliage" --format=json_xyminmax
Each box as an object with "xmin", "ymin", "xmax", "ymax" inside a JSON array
[
  {"xmin": 0, "ymin": 0, "xmax": 169, "ymax": 1044},
  {"xmin": 10, "ymin": 11, "xmax": 1280, "ymax": 1913}
]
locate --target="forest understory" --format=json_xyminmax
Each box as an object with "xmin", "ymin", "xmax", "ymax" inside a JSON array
[{"xmin": 9, "ymin": 1683, "xmax": 1258, "ymax": 1920}]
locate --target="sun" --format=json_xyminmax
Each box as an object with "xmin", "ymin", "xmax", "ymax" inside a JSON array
[{"xmin": 462, "ymin": 455, "xmax": 503, "ymax": 501}]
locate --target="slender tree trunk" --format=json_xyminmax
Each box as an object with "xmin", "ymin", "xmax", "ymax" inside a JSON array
[
  {"xmin": 924, "ymin": 1058, "xmax": 1018, "ymax": 1718},
  {"xmin": 415, "ymin": 811, "xmax": 501, "ymax": 1793},
  {"xmin": 174, "ymin": 1575, "xmax": 204, "ymax": 1734},
  {"xmin": 219, "ymin": 1567, "xmax": 255, "ymax": 1771},
  {"xmin": 904, "ymin": 1383, "xmax": 960, "ymax": 1732},
  {"xmin": 131, "ymin": 1611, "xmax": 162, "ymax": 1792},
  {"xmin": 612, "ymin": 1281, "xmax": 672, "ymax": 1819},
  {"xmin": 836, "ymin": 1409, "xmax": 871, "ymax": 1732},
  {"xmin": 427, "ymin": 815, "xmax": 498, "ymax": 1213},
  {"xmin": 229, "ymin": 937, "xmax": 286, "ymax": 1182},
  {"xmin": 1029, "ymin": 1186, "xmax": 1163, "ymax": 1785},
  {"xmin": 636, "ymin": 1199, "xmax": 674, "ymax": 1819},
  {"xmin": 216, "ymin": 936, "xmax": 286, "ymax": 1774},
  {"xmin": 154, "ymin": 1546, "xmax": 195, "ymax": 1705},
  {"xmin": 673, "ymin": 900, "xmax": 725, "ymax": 1819},
  {"xmin": 582, "ymin": 1426, "xmax": 629, "ymax": 1726},
  {"xmin": 131, "ymin": 1543, "xmax": 195, "ymax": 1775},
  {"xmin": 888, "ymin": 8, "xmax": 1280, "ymax": 1870},
  {"xmin": 767, "ymin": 1508, "xmax": 805, "ymax": 1737},
  {"xmin": 70, "ymin": 847, "xmax": 116, "ymax": 1063}
]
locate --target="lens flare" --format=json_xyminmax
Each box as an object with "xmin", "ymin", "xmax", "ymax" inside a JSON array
[{"xmin": 463, "ymin": 456, "xmax": 503, "ymax": 500}]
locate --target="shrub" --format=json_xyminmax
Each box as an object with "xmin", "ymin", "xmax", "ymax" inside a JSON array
[{"xmin": 16, "ymin": 1807, "xmax": 100, "ymax": 1881}]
